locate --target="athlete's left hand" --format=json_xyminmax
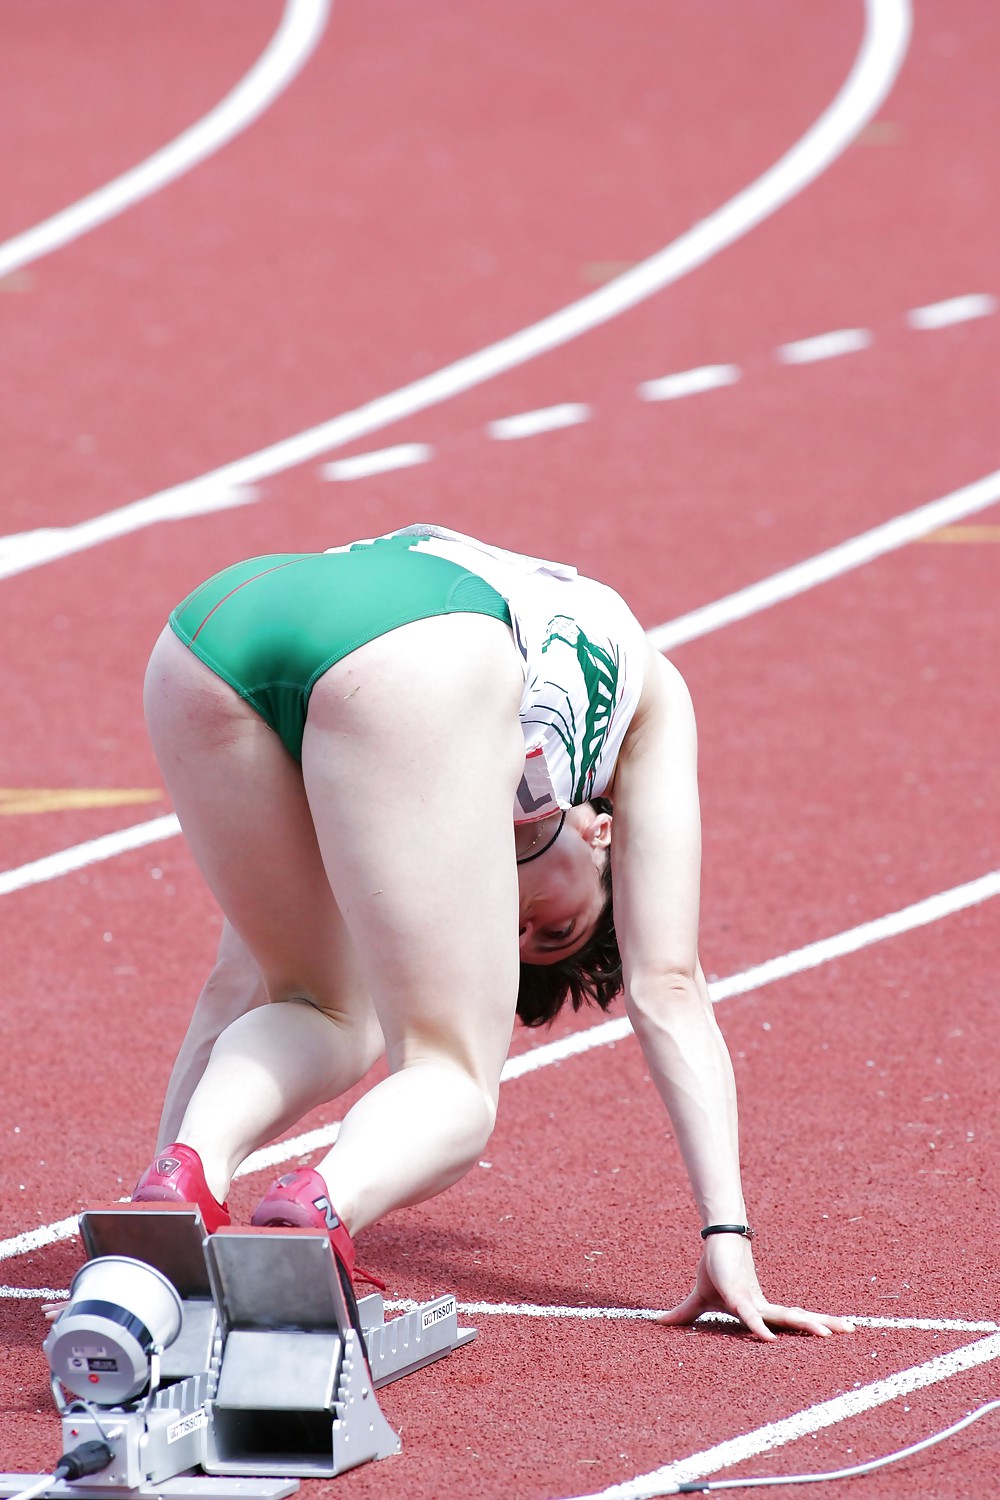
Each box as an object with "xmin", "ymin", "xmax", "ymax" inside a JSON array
[{"xmin": 656, "ymin": 1233, "xmax": 856, "ymax": 1341}]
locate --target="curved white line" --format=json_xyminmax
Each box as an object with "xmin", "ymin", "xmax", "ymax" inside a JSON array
[
  {"xmin": 0, "ymin": 0, "xmax": 910, "ymax": 579},
  {"xmin": 0, "ymin": 0, "xmax": 330, "ymax": 281}
]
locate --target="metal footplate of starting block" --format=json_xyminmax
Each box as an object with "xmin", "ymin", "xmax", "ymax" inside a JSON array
[{"xmin": 0, "ymin": 1205, "xmax": 475, "ymax": 1499}]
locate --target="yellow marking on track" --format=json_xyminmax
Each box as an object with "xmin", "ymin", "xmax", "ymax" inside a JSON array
[
  {"xmin": 580, "ymin": 261, "xmax": 639, "ymax": 285},
  {"xmin": 853, "ymin": 120, "xmax": 903, "ymax": 145},
  {"xmin": 919, "ymin": 525, "xmax": 1000, "ymax": 543},
  {"xmin": 0, "ymin": 789, "xmax": 165, "ymax": 816}
]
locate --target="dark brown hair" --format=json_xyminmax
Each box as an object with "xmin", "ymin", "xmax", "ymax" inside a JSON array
[{"xmin": 515, "ymin": 797, "xmax": 622, "ymax": 1028}]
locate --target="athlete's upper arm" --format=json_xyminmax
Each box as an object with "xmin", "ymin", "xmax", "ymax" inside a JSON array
[{"xmin": 610, "ymin": 643, "xmax": 702, "ymax": 990}]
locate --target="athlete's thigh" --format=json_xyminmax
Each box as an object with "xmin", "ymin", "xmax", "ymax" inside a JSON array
[
  {"xmin": 144, "ymin": 627, "xmax": 369, "ymax": 1020},
  {"xmin": 301, "ymin": 614, "xmax": 525, "ymax": 1095}
]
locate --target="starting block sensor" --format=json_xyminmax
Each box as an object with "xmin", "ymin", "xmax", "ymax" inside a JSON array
[{"xmin": 0, "ymin": 1205, "xmax": 476, "ymax": 1499}]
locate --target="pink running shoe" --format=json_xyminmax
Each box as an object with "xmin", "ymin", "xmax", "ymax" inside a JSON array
[
  {"xmin": 251, "ymin": 1168, "xmax": 386, "ymax": 1293},
  {"xmin": 251, "ymin": 1167, "xmax": 357, "ymax": 1271},
  {"xmin": 132, "ymin": 1143, "xmax": 230, "ymax": 1234}
]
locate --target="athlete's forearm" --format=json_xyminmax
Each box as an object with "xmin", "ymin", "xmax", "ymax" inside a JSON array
[{"xmin": 625, "ymin": 969, "xmax": 747, "ymax": 1227}]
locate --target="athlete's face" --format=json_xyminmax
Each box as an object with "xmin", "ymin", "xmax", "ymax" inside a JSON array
[{"xmin": 516, "ymin": 805, "xmax": 612, "ymax": 965}]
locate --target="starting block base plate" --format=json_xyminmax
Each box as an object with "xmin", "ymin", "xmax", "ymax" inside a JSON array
[{"xmin": 0, "ymin": 1478, "xmax": 297, "ymax": 1500}]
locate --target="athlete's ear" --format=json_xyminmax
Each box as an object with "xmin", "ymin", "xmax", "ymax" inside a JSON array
[{"xmin": 589, "ymin": 811, "xmax": 612, "ymax": 850}]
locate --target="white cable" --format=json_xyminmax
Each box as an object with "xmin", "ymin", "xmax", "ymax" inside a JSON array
[
  {"xmin": 6, "ymin": 1477, "xmax": 58, "ymax": 1500},
  {"xmin": 669, "ymin": 1398, "xmax": 1000, "ymax": 1493}
]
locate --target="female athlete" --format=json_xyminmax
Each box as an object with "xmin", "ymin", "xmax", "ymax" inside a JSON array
[{"xmin": 133, "ymin": 523, "xmax": 853, "ymax": 1341}]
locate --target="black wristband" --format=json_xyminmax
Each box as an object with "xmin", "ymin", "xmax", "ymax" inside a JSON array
[{"xmin": 701, "ymin": 1223, "xmax": 754, "ymax": 1241}]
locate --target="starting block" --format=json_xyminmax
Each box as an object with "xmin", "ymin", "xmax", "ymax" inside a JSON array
[{"xmin": 0, "ymin": 1205, "xmax": 475, "ymax": 1499}]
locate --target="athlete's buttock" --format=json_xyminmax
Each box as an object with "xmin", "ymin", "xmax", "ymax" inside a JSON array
[{"xmin": 168, "ymin": 540, "xmax": 511, "ymax": 761}]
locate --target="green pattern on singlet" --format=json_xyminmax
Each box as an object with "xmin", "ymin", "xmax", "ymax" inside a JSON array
[{"xmin": 536, "ymin": 616, "xmax": 621, "ymax": 803}]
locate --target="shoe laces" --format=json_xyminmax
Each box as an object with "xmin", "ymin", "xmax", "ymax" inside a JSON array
[{"xmin": 353, "ymin": 1263, "xmax": 387, "ymax": 1293}]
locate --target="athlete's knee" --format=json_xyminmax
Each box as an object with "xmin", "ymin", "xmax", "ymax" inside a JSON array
[
  {"xmin": 266, "ymin": 989, "xmax": 385, "ymax": 1071},
  {"xmin": 474, "ymin": 1092, "xmax": 498, "ymax": 1156},
  {"xmin": 454, "ymin": 1077, "xmax": 499, "ymax": 1171},
  {"xmin": 394, "ymin": 1051, "xmax": 500, "ymax": 1151}
]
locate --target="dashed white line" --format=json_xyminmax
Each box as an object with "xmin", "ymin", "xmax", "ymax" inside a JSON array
[
  {"xmin": 776, "ymin": 327, "xmax": 873, "ymax": 363},
  {"xmin": 637, "ymin": 365, "xmax": 742, "ymax": 402},
  {"xmin": 0, "ymin": 0, "xmax": 910, "ymax": 580},
  {"xmin": 319, "ymin": 443, "xmax": 433, "ymax": 480},
  {"xmin": 486, "ymin": 403, "xmax": 591, "ymax": 440},
  {"xmin": 322, "ymin": 287, "xmax": 995, "ymax": 457},
  {"xmin": 0, "ymin": 0, "xmax": 330, "ymax": 280},
  {"xmin": 906, "ymin": 292, "xmax": 998, "ymax": 329}
]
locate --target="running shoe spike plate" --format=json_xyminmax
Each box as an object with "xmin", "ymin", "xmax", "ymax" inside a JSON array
[{"xmin": 132, "ymin": 1142, "xmax": 231, "ymax": 1233}]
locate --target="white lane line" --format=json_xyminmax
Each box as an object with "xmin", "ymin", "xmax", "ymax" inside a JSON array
[
  {"xmin": 7, "ymin": 1279, "xmax": 995, "ymax": 1497},
  {"xmin": 3, "ymin": 1277, "xmax": 995, "ymax": 1339},
  {"xmin": 849, "ymin": 1317, "xmax": 1000, "ymax": 1332},
  {"xmin": 3, "ymin": 866, "xmax": 996, "ymax": 1261},
  {"xmin": 0, "ymin": 1216, "xmax": 82, "ymax": 1263},
  {"xmin": 707, "ymin": 869, "xmax": 1000, "ymax": 1001},
  {"xmin": 368, "ymin": 1306, "xmax": 1000, "ymax": 1334},
  {"xmin": 0, "ymin": 484, "xmax": 260, "ymax": 570},
  {"xmin": 232, "ymin": 1121, "xmax": 341, "ymax": 1179},
  {"xmin": 775, "ymin": 327, "xmax": 873, "ymax": 363},
  {"xmin": 907, "ymin": 293, "xmax": 998, "ymax": 330},
  {"xmin": 648, "ymin": 464, "xmax": 1000, "ymax": 652},
  {"xmin": 0, "ymin": 1286, "xmax": 71, "ymax": 1302},
  {"xmin": 0, "ymin": 0, "xmax": 910, "ymax": 581},
  {"xmin": 637, "ymin": 365, "xmax": 742, "ymax": 402},
  {"xmin": 562, "ymin": 1332, "xmax": 1000, "ymax": 1499},
  {"xmin": 486, "ymin": 403, "xmax": 591, "ymax": 440},
  {"xmin": 0, "ymin": 815, "xmax": 179, "ymax": 898},
  {"xmin": 319, "ymin": 443, "xmax": 433, "ymax": 480},
  {"xmin": 0, "ymin": 0, "xmax": 330, "ymax": 280},
  {"xmin": 499, "ymin": 868, "xmax": 1000, "ymax": 1082}
]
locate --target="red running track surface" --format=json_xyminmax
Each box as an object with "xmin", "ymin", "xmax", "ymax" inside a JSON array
[{"xmin": 1, "ymin": 2, "xmax": 998, "ymax": 1496}]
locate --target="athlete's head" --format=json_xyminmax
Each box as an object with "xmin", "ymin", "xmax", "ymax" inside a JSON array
[{"xmin": 515, "ymin": 797, "xmax": 622, "ymax": 1026}]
